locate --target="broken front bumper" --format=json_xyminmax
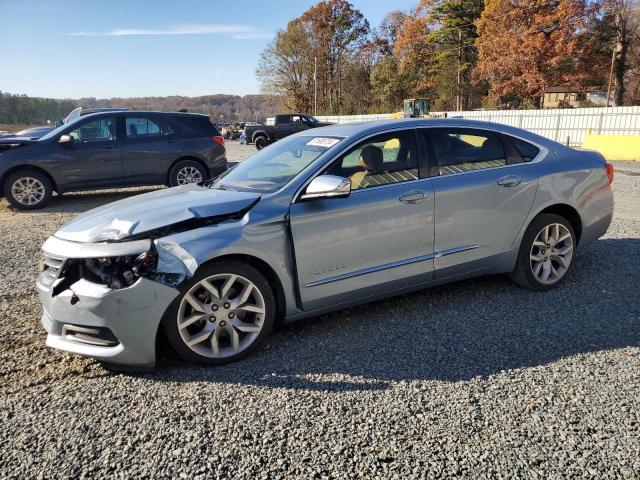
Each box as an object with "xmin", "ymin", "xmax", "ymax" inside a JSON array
[{"xmin": 37, "ymin": 237, "xmax": 180, "ymax": 369}]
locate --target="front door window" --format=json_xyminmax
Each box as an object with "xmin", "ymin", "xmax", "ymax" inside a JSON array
[
  {"xmin": 325, "ymin": 131, "xmax": 418, "ymax": 190},
  {"xmin": 68, "ymin": 117, "xmax": 117, "ymax": 144}
]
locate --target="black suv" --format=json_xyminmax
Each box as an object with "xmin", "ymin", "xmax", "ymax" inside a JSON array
[{"xmin": 0, "ymin": 111, "xmax": 227, "ymax": 209}]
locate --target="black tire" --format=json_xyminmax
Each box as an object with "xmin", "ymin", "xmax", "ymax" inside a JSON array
[
  {"xmin": 3, "ymin": 170, "xmax": 53, "ymax": 210},
  {"xmin": 168, "ymin": 159, "xmax": 208, "ymax": 187},
  {"xmin": 254, "ymin": 136, "xmax": 268, "ymax": 150},
  {"xmin": 511, "ymin": 213, "xmax": 576, "ymax": 291},
  {"xmin": 163, "ymin": 261, "xmax": 275, "ymax": 366}
]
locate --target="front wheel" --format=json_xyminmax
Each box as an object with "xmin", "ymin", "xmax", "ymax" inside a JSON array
[
  {"xmin": 164, "ymin": 261, "xmax": 275, "ymax": 365},
  {"xmin": 511, "ymin": 213, "xmax": 576, "ymax": 290},
  {"xmin": 3, "ymin": 170, "xmax": 53, "ymax": 210}
]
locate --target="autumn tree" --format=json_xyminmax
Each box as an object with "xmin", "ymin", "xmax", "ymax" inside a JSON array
[
  {"xmin": 591, "ymin": 0, "xmax": 640, "ymax": 105},
  {"xmin": 300, "ymin": 0, "xmax": 370, "ymax": 113},
  {"xmin": 474, "ymin": 0, "xmax": 597, "ymax": 107},
  {"xmin": 394, "ymin": 9, "xmax": 436, "ymax": 98},
  {"xmin": 370, "ymin": 11, "xmax": 411, "ymax": 111},
  {"xmin": 256, "ymin": 19, "xmax": 315, "ymax": 112},
  {"xmin": 257, "ymin": 0, "xmax": 370, "ymax": 114}
]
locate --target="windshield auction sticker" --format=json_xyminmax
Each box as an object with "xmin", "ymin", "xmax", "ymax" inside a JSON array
[{"xmin": 306, "ymin": 137, "xmax": 340, "ymax": 148}]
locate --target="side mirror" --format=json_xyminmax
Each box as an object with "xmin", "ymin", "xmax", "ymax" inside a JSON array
[
  {"xmin": 58, "ymin": 134, "xmax": 73, "ymax": 144},
  {"xmin": 300, "ymin": 175, "xmax": 350, "ymax": 201}
]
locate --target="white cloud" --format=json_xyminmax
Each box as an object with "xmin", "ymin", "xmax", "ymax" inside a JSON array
[{"xmin": 66, "ymin": 24, "xmax": 272, "ymax": 39}]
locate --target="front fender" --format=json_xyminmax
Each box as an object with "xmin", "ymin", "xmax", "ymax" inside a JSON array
[
  {"xmin": 153, "ymin": 214, "xmax": 300, "ymax": 316},
  {"xmin": 251, "ymin": 130, "xmax": 271, "ymax": 142}
]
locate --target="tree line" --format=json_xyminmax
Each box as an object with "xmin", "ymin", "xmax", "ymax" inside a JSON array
[
  {"xmin": 257, "ymin": 0, "xmax": 640, "ymax": 113},
  {"xmin": 0, "ymin": 91, "xmax": 76, "ymax": 126},
  {"xmin": 0, "ymin": 92, "xmax": 282, "ymax": 126}
]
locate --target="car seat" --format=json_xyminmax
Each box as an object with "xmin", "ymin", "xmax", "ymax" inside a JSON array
[{"xmin": 349, "ymin": 145, "xmax": 384, "ymax": 189}]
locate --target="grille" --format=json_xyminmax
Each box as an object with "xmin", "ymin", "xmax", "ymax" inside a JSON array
[{"xmin": 41, "ymin": 252, "xmax": 66, "ymax": 287}]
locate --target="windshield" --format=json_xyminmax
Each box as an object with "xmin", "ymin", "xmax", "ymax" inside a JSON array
[
  {"xmin": 39, "ymin": 114, "xmax": 87, "ymax": 141},
  {"xmin": 215, "ymin": 134, "xmax": 343, "ymax": 193}
]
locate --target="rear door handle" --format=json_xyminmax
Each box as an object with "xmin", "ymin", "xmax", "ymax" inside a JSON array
[
  {"xmin": 497, "ymin": 175, "xmax": 522, "ymax": 187},
  {"xmin": 399, "ymin": 190, "xmax": 428, "ymax": 203}
]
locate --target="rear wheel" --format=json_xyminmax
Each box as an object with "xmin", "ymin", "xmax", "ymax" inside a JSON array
[
  {"xmin": 511, "ymin": 213, "xmax": 576, "ymax": 290},
  {"xmin": 3, "ymin": 170, "xmax": 53, "ymax": 210},
  {"xmin": 164, "ymin": 261, "xmax": 275, "ymax": 365},
  {"xmin": 169, "ymin": 159, "xmax": 207, "ymax": 187},
  {"xmin": 254, "ymin": 136, "xmax": 268, "ymax": 150}
]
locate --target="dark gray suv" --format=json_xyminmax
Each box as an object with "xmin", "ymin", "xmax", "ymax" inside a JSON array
[{"xmin": 0, "ymin": 111, "xmax": 227, "ymax": 209}]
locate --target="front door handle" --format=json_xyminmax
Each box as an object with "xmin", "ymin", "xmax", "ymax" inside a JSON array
[
  {"xmin": 399, "ymin": 190, "xmax": 428, "ymax": 203},
  {"xmin": 497, "ymin": 175, "xmax": 522, "ymax": 187}
]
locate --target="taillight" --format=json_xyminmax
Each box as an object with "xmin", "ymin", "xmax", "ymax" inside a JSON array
[
  {"xmin": 605, "ymin": 163, "xmax": 614, "ymax": 184},
  {"xmin": 212, "ymin": 135, "xmax": 224, "ymax": 145}
]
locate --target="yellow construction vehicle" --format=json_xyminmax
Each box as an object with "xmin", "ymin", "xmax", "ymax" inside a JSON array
[{"xmin": 391, "ymin": 98, "xmax": 431, "ymax": 119}]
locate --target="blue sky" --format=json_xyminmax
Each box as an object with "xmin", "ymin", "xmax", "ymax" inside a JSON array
[{"xmin": 0, "ymin": 0, "xmax": 418, "ymax": 99}]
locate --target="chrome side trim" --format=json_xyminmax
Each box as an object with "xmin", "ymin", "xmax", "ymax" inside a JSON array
[
  {"xmin": 435, "ymin": 245, "xmax": 479, "ymax": 258},
  {"xmin": 303, "ymin": 245, "xmax": 479, "ymax": 288},
  {"xmin": 304, "ymin": 253, "xmax": 436, "ymax": 288}
]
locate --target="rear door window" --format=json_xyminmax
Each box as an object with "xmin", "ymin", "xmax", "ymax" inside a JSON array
[
  {"xmin": 430, "ymin": 128, "xmax": 507, "ymax": 176},
  {"xmin": 125, "ymin": 117, "xmax": 173, "ymax": 140}
]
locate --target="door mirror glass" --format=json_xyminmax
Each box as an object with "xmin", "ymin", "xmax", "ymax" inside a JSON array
[
  {"xmin": 58, "ymin": 134, "xmax": 73, "ymax": 144},
  {"xmin": 301, "ymin": 175, "xmax": 350, "ymax": 200}
]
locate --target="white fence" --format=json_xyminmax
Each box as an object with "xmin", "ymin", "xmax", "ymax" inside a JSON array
[
  {"xmin": 316, "ymin": 106, "xmax": 640, "ymax": 146},
  {"xmin": 316, "ymin": 113, "xmax": 394, "ymax": 124}
]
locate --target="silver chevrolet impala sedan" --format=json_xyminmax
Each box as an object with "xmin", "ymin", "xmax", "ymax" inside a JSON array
[{"xmin": 37, "ymin": 119, "xmax": 614, "ymax": 370}]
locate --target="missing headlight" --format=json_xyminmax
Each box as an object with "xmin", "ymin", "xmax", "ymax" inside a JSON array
[{"xmin": 84, "ymin": 251, "xmax": 158, "ymax": 289}]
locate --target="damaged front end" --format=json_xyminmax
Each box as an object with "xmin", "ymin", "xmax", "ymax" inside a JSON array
[
  {"xmin": 37, "ymin": 185, "xmax": 262, "ymax": 369},
  {"xmin": 37, "ymin": 236, "xmax": 186, "ymax": 369},
  {"xmin": 44, "ymin": 240, "xmax": 194, "ymax": 295}
]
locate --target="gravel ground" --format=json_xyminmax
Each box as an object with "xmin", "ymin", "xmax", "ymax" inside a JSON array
[{"xmin": 0, "ymin": 149, "xmax": 638, "ymax": 479}]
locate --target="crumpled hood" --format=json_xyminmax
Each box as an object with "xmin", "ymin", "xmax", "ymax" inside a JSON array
[{"xmin": 55, "ymin": 184, "xmax": 261, "ymax": 243}]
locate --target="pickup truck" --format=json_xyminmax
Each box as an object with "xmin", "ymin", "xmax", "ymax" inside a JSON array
[{"xmin": 244, "ymin": 114, "xmax": 333, "ymax": 149}]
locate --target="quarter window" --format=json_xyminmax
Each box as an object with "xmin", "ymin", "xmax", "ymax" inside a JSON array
[
  {"xmin": 125, "ymin": 117, "xmax": 173, "ymax": 139},
  {"xmin": 430, "ymin": 129, "xmax": 507, "ymax": 176},
  {"xmin": 326, "ymin": 130, "xmax": 418, "ymax": 190},
  {"xmin": 68, "ymin": 117, "xmax": 117, "ymax": 143},
  {"xmin": 509, "ymin": 136, "xmax": 540, "ymax": 162}
]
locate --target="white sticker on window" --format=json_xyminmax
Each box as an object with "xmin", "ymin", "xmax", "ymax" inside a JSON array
[{"xmin": 306, "ymin": 137, "xmax": 339, "ymax": 148}]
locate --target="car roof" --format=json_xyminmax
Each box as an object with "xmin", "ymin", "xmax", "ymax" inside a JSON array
[
  {"xmin": 79, "ymin": 110, "xmax": 210, "ymax": 120},
  {"xmin": 309, "ymin": 118, "xmax": 557, "ymax": 147}
]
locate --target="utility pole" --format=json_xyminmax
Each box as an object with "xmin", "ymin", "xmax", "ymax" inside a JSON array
[
  {"xmin": 606, "ymin": 41, "xmax": 623, "ymax": 107},
  {"xmin": 606, "ymin": 47, "xmax": 616, "ymax": 107},
  {"xmin": 255, "ymin": 111, "xmax": 259, "ymax": 123},
  {"xmin": 314, "ymin": 56, "xmax": 318, "ymax": 116},
  {"xmin": 606, "ymin": 11, "xmax": 623, "ymax": 108},
  {"xmin": 457, "ymin": 28, "xmax": 462, "ymax": 111}
]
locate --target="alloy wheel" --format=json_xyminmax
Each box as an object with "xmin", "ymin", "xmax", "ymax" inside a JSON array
[
  {"xmin": 529, "ymin": 223, "xmax": 574, "ymax": 285},
  {"xmin": 176, "ymin": 166, "xmax": 203, "ymax": 185},
  {"xmin": 11, "ymin": 177, "xmax": 45, "ymax": 206},
  {"xmin": 177, "ymin": 273, "xmax": 266, "ymax": 359}
]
